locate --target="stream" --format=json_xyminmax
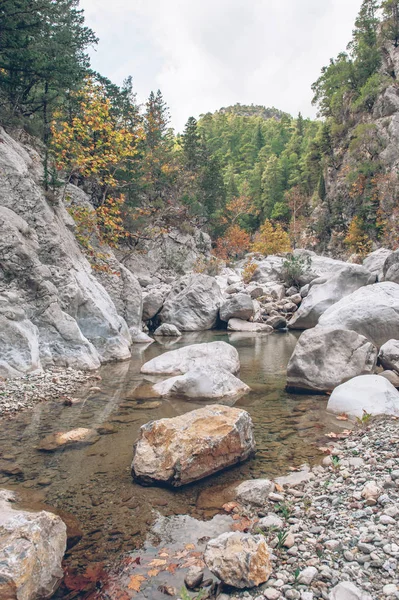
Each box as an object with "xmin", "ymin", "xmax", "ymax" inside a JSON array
[{"xmin": 0, "ymin": 331, "xmax": 343, "ymax": 599}]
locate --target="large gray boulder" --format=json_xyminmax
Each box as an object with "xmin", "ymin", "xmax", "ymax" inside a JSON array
[
  {"xmin": 153, "ymin": 366, "xmax": 250, "ymax": 399},
  {"xmin": 253, "ymin": 252, "xmax": 359, "ymax": 285},
  {"xmin": 289, "ymin": 265, "xmax": 375, "ymax": 330},
  {"xmin": 379, "ymin": 339, "xmax": 399, "ymax": 373},
  {"xmin": 329, "ymin": 582, "xmax": 372, "ymax": 600},
  {"xmin": 287, "ymin": 328, "xmax": 378, "ymax": 393},
  {"xmin": 228, "ymin": 319, "xmax": 273, "ymax": 333},
  {"xmin": 0, "ymin": 315, "xmax": 42, "ymax": 378},
  {"xmin": 327, "ymin": 374, "xmax": 399, "ymax": 418},
  {"xmin": 220, "ymin": 293, "xmax": 254, "ymax": 322},
  {"xmin": 204, "ymin": 532, "xmax": 272, "ymax": 588},
  {"xmin": 363, "ymin": 248, "xmax": 392, "ymax": 281},
  {"xmin": 318, "ymin": 282, "xmax": 399, "ymax": 348},
  {"xmin": 141, "ymin": 341, "xmax": 240, "ymax": 375},
  {"xmin": 383, "ymin": 249, "xmax": 399, "ymax": 284},
  {"xmin": 0, "ymin": 127, "xmax": 143, "ymax": 377},
  {"xmin": 132, "ymin": 405, "xmax": 255, "ymax": 486},
  {"xmin": 160, "ymin": 274, "xmax": 223, "ymax": 331},
  {"xmin": 142, "ymin": 291, "xmax": 165, "ymax": 321},
  {"xmin": 0, "ymin": 490, "xmax": 67, "ymax": 599}
]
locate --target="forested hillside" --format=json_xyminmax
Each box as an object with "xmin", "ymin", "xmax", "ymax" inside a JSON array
[{"xmin": 1, "ymin": 0, "xmax": 399, "ymax": 264}]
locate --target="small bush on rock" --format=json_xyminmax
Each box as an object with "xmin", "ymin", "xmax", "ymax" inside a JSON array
[
  {"xmin": 282, "ymin": 253, "xmax": 312, "ymax": 287},
  {"xmin": 242, "ymin": 260, "xmax": 258, "ymax": 284}
]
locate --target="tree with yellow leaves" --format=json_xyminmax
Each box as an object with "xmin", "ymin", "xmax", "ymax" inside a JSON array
[
  {"xmin": 251, "ymin": 219, "xmax": 291, "ymax": 256},
  {"xmin": 50, "ymin": 77, "xmax": 144, "ymax": 205},
  {"xmin": 344, "ymin": 216, "xmax": 372, "ymax": 257}
]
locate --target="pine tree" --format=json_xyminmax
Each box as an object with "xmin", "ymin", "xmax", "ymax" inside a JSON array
[
  {"xmin": 182, "ymin": 116, "xmax": 203, "ymax": 171},
  {"xmin": 144, "ymin": 89, "xmax": 170, "ymax": 149},
  {"xmin": 199, "ymin": 156, "xmax": 226, "ymax": 218},
  {"xmin": 260, "ymin": 156, "xmax": 284, "ymax": 218},
  {"xmin": 381, "ymin": 0, "xmax": 399, "ymax": 48}
]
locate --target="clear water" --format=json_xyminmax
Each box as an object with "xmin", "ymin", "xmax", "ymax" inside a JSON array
[{"xmin": 0, "ymin": 331, "xmax": 342, "ymax": 598}]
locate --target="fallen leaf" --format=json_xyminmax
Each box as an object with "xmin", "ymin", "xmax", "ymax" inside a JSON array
[
  {"xmin": 167, "ymin": 563, "xmax": 179, "ymax": 574},
  {"xmin": 318, "ymin": 446, "xmax": 332, "ymax": 454},
  {"xmin": 185, "ymin": 543, "xmax": 195, "ymax": 550},
  {"xmin": 148, "ymin": 559, "xmax": 167, "ymax": 568},
  {"xmin": 275, "ymin": 483, "xmax": 284, "ymax": 493},
  {"xmin": 147, "ymin": 569, "xmax": 160, "ymax": 577},
  {"xmin": 222, "ymin": 501, "xmax": 238, "ymax": 513},
  {"xmin": 128, "ymin": 574, "xmax": 146, "ymax": 592},
  {"xmin": 336, "ymin": 414, "xmax": 348, "ymax": 421},
  {"xmin": 325, "ymin": 432, "xmax": 338, "ymax": 438}
]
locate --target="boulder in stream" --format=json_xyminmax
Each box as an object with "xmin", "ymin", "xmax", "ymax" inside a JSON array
[
  {"xmin": 204, "ymin": 532, "xmax": 272, "ymax": 588},
  {"xmin": 287, "ymin": 327, "xmax": 378, "ymax": 393},
  {"xmin": 153, "ymin": 366, "xmax": 250, "ymax": 399},
  {"xmin": 327, "ymin": 374, "xmax": 399, "ymax": 418},
  {"xmin": 141, "ymin": 341, "xmax": 240, "ymax": 375},
  {"xmin": 227, "ymin": 319, "xmax": 273, "ymax": 333},
  {"xmin": 159, "ymin": 274, "xmax": 223, "ymax": 331},
  {"xmin": 37, "ymin": 427, "xmax": 100, "ymax": 451},
  {"xmin": 219, "ymin": 293, "xmax": 254, "ymax": 322},
  {"xmin": 0, "ymin": 490, "xmax": 67, "ymax": 600},
  {"xmin": 318, "ymin": 282, "xmax": 399, "ymax": 348},
  {"xmin": 132, "ymin": 405, "xmax": 255, "ymax": 486},
  {"xmin": 153, "ymin": 323, "xmax": 181, "ymax": 337},
  {"xmin": 289, "ymin": 265, "xmax": 375, "ymax": 330}
]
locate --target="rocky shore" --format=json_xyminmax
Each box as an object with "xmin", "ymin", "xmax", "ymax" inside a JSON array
[
  {"xmin": 0, "ymin": 367, "xmax": 95, "ymax": 416},
  {"xmin": 209, "ymin": 416, "xmax": 399, "ymax": 600}
]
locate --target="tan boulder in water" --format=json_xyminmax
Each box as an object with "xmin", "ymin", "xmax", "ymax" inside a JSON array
[
  {"xmin": 0, "ymin": 490, "xmax": 67, "ymax": 600},
  {"xmin": 204, "ymin": 532, "xmax": 272, "ymax": 588},
  {"xmin": 132, "ymin": 405, "xmax": 255, "ymax": 487},
  {"xmin": 37, "ymin": 428, "xmax": 100, "ymax": 452}
]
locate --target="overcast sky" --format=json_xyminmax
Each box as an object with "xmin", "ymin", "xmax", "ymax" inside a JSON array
[{"xmin": 79, "ymin": 0, "xmax": 362, "ymax": 131}]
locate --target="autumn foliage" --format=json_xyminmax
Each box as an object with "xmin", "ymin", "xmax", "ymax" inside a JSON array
[
  {"xmin": 344, "ymin": 216, "xmax": 372, "ymax": 257},
  {"xmin": 51, "ymin": 78, "xmax": 143, "ymax": 199},
  {"xmin": 251, "ymin": 219, "xmax": 291, "ymax": 255},
  {"xmin": 214, "ymin": 224, "xmax": 251, "ymax": 260}
]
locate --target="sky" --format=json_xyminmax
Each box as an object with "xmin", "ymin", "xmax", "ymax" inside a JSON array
[{"xmin": 79, "ymin": 0, "xmax": 362, "ymax": 131}]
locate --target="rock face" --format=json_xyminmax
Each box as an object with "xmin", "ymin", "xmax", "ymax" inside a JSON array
[
  {"xmin": 132, "ymin": 405, "xmax": 255, "ymax": 486},
  {"xmin": 327, "ymin": 374, "xmax": 399, "ymax": 418},
  {"xmin": 0, "ymin": 127, "xmax": 142, "ymax": 377},
  {"xmin": 220, "ymin": 293, "xmax": 254, "ymax": 322},
  {"xmin": 141, "ymin": 341, "xmax": 240, "ymax": 375},
  {"xmin": 160, "ymin": 274, "xmax": 223, "ymax": 331},
  {"xmin": 204, "ymin": 532, "xmax": 272, "ymax": 588},
  {"xmin": 287, "ymin": 328, "xmax": 378, "ymax": 393},
  {"xmin": 363, "ymin": 248, "xmax": 392, "ymax": 281},
  {"xmin": 289, "ymin": 265, "xmax": 375, "ymax": 330},
  {"xmin": 228, "ymin": 319, "xmax": 273, "ymax": 333},
  {"xmin": 379, "ymin": 339, "xmax": 399, "ymax": 373},
  {"xmin": 153, "ymin": 366, "xmax": 250, "ymax": 399},
  {"xmin": 0, "ymin": 490, "xmax": 67, "ymax": 599},
  {"xmin": 318, "ymin": 282, "xmax": 399, "ymax": 348},
  {"xmin": 383, "ymin": 249, "xmax": 399, "ymax": 284}
]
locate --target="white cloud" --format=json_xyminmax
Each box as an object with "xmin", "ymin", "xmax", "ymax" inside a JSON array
[{"xmin": 80, "ymin": 0, "xmax": 362, "ymax": 131}]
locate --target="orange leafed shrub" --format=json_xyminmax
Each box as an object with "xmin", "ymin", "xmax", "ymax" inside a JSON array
[
  {"xmin": 242, "ymin": 260, "xmax": 258, "ymax": 284},
  {"xmin": 214, "ymin": 225, "xmax": 251, "ymax": 260},
  {"xmin": 251, "ymin": 220, "xmax": 291, "ymax": 256}
]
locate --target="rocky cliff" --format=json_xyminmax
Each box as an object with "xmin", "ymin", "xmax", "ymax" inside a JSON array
[
  {"xmin": 313, "ymin": 42, "xmax": 399, "ymax": 255},
  {"xmin": 0, "ymin": 127, "xmax": 145, "ymax": 377}
]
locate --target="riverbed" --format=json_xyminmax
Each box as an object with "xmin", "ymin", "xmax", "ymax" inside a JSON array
[{"xmin": 0, "ymin": 331, "xmax": 342, "ymax": 598}]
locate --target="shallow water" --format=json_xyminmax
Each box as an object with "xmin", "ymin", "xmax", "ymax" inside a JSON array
[{"xmin": 0, "ymin": 331, "xmax": 342, "ymax": 598}]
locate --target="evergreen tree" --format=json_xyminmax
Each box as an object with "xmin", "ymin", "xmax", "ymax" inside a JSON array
[
  {"xmin": 182, "ymin": 116, "xmax": 203, "ymax": 171},
  {"xmin": 199, "ymin": 155, "xmax": 226, "ymax": 218},
  {"xmin": 144, "ymin": 89, "xmax": 170, "ymax": 149},
  {"xmin": 381, "ymin": 0, "xmax": 399, "ymax": 48},
  {"xmin": 260, "ymin": 155, "xmax": 284, "ymax": 218},
  {"xmin": 0, "ymin": 0, "xmax": 97, "ymax": 131}
]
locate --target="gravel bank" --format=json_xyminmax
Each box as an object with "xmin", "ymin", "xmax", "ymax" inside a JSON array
[
  {"xmin": 0, "ymin": 367, "xmax": 95, "ymax": 416},
  {"xmin": 221, "ymin": 416, "xmax": 399, "ymax": 600}
]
